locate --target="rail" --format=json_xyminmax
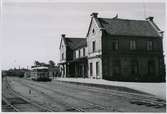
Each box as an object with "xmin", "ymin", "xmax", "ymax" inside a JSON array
[{"xmin": 2, "ymin": 76, "xmax": 57, "ymax": 112}]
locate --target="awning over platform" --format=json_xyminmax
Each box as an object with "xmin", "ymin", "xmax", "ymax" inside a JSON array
[
  {"xmin": 68, "ymin": 57, "xmax": 87, "ymax": 63},
  {"xmin": 58, "ymin": 57, "xmax": 87, "ymax": 65}
]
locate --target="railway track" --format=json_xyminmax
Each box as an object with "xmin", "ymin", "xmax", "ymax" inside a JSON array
[
  {"xmin": 2, "ymin": 97, "xmax": 19, "ymax": 112},
  {"xmin": 2, "ymin": 77, "xmax": 57, "ymax": 112},
  {"xmin": 14, "ymin": 79, "xmax": 111, "ymax": 112},
  {"xmin": 8, "ymin": 77, "xmax": 166, "ymax": 112},
  {"xmin": 19, "ymin": 78, "xmax": 166, "ymax": 109},
  {"xmin": 20, "ymin": 78, "xmax": 166, "ymax": 110}
]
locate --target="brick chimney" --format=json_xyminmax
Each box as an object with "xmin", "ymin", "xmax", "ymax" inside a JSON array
[
  {"xmin": 61, "ymin": 34, "xmax": 66, "ymax": 38},
  {"xmin": 91, "ymin": 12, "xmax": 98, "ymax": 18},
  {"xmin": 146, "ymin": 16, "xmax": 154, "ymax": 21}
]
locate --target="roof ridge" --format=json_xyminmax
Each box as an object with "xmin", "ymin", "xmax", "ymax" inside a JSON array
[
  {"xmin": 65, "ymin": 37, "xmax": 86, "ymax": 39},
  {"xmin": 98, "ymin": 17, "xmax": 161, "ymax": 37},
  {"xmin": 98, "ymin": 17, "xmax": 147, "ymax": 22}
]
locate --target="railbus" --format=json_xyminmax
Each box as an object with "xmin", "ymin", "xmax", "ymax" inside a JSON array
[{"xmin": 31, "ymin": 66, "xmax": 51, "ymax": 81}]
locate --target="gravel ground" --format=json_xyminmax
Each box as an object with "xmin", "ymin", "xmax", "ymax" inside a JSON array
[
  {"xmin": 6, "ymin": 77, "xmax": 166, "ymax": 112},
  {"xmin": 55, "ymin": 78, "xmax": 166, "ymax": 100}
]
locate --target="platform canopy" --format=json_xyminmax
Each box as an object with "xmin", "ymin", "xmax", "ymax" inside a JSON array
[{"xmin": 31, "ymin": 66, "xmax": 48, "ymax": 70}]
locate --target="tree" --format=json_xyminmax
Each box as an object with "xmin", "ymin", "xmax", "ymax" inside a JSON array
[
  {"xmin": 48, "ymin": 60, "xmax": 55, "ymax": 67},
  {"xmin": 34, "ymin": 61, "xmax": 41, "ymax": 66}
]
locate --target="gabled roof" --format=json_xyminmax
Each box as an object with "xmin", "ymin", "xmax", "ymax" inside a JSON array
[
  {"xmin": 97, "ymin": 17, "xmax": 161, "ymax": 37},
  {"xmin": 64, "ymin": 37, "xmax": 87, "ymax": 50},
  {"xmin": 86, "ymin": 17, "xmax": 103, "ymax": 37}
]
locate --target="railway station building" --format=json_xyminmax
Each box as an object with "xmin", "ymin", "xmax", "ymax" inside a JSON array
[
  {"xmin": 59, "ymin": 35, "xmax": 88, "ymax": 78},
  {"xmin": 59, "ymin": 13, "xmax": 166, "ymax": 82}
]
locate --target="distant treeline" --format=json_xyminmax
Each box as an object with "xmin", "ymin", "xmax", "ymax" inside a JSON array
[
  {"xmin": 2, "ymin": 68, "xmax": 30, "ymax": 77},
  {"xmin": 2, "ymin": 60, "xmax": 62, "ymax": 78}
]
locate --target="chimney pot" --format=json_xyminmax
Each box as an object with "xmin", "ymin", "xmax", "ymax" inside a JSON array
[
  {"xmin": 146, "ymin": 16, "xmax": 154, "ymax": 21},
  {"xmin": 91, "ymin": 12, "xmax": 98, "ymax": 18},
  {"xmin": 61, "ymin": 34, "xmax": 65, "ymax": 38}
]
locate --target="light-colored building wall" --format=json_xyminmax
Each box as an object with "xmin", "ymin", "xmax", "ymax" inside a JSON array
[
  {"xmin": 87, "ymin": 17, "xmax": 103, "ymax": 79},
  {"xmin": 60, "ymin": 38, "xmax": 66, "ymax": 62},
  {"xmin": 59, "ymin": 37, "xmax": 67, "ymax": 77},
  {"xmin": 88, "ymin": 58, "xmax": 102, "ymax": 79},
  {"xmin": 85, "ymin": 47, "xmax": 88, "ymax": 56},
  {"xmin": 75, "ymin": 47, "xmax": 88, "ymax": 59},
  {"xmin": 59, "ymin": 64, "xmax": 66, "ymax": 77}
]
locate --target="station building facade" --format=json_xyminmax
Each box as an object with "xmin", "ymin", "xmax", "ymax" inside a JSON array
[
  {"xmin": 58, "ymin": 13, "xmax": 166, "ymax": 82},
  {"xmin": 59, "ymin": 35, "xmax": 88, "ymax": 78}
]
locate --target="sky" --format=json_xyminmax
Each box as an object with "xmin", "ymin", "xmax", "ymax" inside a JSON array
[{"xmin": 1, "ymin": 1, "xmax": 166, "ymax": 70}]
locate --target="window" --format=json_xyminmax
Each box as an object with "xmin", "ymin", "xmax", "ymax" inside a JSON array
[
  {"xmin": 92, "ymin": 29, "xmax": 95, "ymax": 35},
  {"xmin": 79, "ymin": 49, "xmax": 81, "ymax": 58},
  {"xmin": 62, "ymin": 53, "xmax": 64, "ymax": 60},
  {"xmin": 74, "ymin": 51, "xmax": 76, "ymax": 59},
  {"xmin": 92, "ymin": 29, "xmax": 95, "ymax": 33},
  {"xmin": 131, "ymin": 60, "xmax": 138, "ymax": 74},
  {"xmin": 130, "ymin": 40, "xmax": 136, "ymax": 50},
  {"xmin": 113, "ymin": 60, "xmax": 121, "ymax": 75},
  {"xmin": 96, "ymin": 62, "xmax": 99, "ymax": 76},
  {"xmin": 147, "ymin": 40, "xmax": 153, "ymax": 51},
  {"xmin": 90, "ymin": 63, "xmax": 93, "ymax": 76},
  {"xmin": 113, "ymin": 40, "xmax": 119, "ymax": 50},
  {"xmin": 92, "ymin": 41, "xmax": 96, "ymax": 52},
  {"xmin": 148, "ymin": 60, "xmax": 155, "ymax": 74},
  {"xmin": 83, "ymin": 48, "xmax": 85, "ymax": 56}
]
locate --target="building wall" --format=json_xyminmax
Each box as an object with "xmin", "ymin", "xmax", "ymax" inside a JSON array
[
  {"xmin": 59, "ymin": 38, "xmax": 67, "ymax": 77},
  {"xmin": 74, "ymin": 46, "xmax": 88, "ymax": 59},
  {"xmin": 87, "ymin": 18, "xmax": 103, "ymax": 78},
  {"xmin": 66, "ymin": 48, "xmax": 73, "ymax": 61},
  {"xmin": 88, "ymin": 58, "xmax": 102, "ymax": 79},
  {"xmin": 58, "ymin": 15, "xmax": 165, "ymax": 82},
  {"xmin": 103, "ymin": 36, "xmax": 162, "ymax": 52},
  {"xmin": 103, "ymin": 55, "xmax": 160, "ymax": 80},
  {"xmin": 60, "ymin": 38, "xmax": 66, "ymax": 62},
  {"xmin": 102, "ymin": 35, "xmax": 165, "ymax": 81},
  {"xmin": 59, "ymin": 64, "xmax": 66, "ymax": 77}
]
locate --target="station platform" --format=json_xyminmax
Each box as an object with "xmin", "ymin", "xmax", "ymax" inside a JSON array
[{"xmin": 55, "ymin": 78, "xmax": 166, "ymax": 100}]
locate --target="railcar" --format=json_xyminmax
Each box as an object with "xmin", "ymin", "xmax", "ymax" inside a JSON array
[{"xmin": 31, "ymin": 66, "xmax": 51, "ymax": 81}]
